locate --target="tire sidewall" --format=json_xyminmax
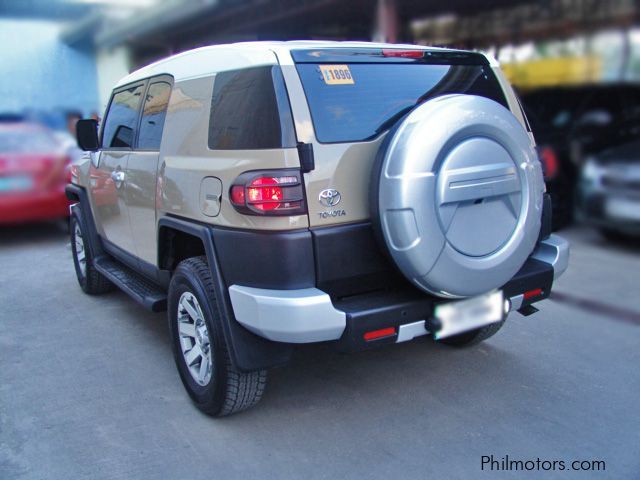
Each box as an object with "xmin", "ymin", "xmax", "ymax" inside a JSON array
[{"xmin": 168, "ymin": 262, "xmax": 227, "ymax": 412}]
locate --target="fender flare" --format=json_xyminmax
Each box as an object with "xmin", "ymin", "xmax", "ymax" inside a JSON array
[
  {"xmin": 157, "ymin": 216, "xmax": 293, "ymax": 372},
  {"xmin": 65, "ymin": 184, "xmax": 104, "ymax": 258}
]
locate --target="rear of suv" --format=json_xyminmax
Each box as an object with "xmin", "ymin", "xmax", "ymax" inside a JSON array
[{"xmin": 67, "ymin": 41, "xmax": 569, "ymax": 416}]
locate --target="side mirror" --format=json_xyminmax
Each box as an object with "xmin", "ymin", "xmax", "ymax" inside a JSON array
[{"xmin": 76, "ymin": 119, "xmax": 100, "ymax": 151}]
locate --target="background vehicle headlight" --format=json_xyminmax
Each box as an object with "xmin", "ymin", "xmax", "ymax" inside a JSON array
[{"xmin": 581, "ymin": 158, "xmax": 605, "ymax": 187}]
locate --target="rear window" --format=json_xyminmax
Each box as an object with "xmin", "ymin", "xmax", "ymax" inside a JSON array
[
  {"xmin": 0, "ymin": 128, "xmax": 58, "ymax": 153},
  {"xmin": 296, "ymin": 62, "xmax": 508, "ymax": 143}
]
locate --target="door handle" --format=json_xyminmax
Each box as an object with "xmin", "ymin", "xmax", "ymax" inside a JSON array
[{"xmin": 111, "ymin": 170, "xmax": 125, "ymax": 188}]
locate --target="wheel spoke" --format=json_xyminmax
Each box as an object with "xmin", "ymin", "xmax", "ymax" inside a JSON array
[
  {"xmin": 178, "ymin": 321, "xmax": 196, "ymax": 338},
  {"xmin": 197, "ymin": 356, "xmax": 209, "ymax": 383},
  {"xmin": 74, "ymin": 224, "xmax": 87, "ymax": 276},
  {"xmin": 184, "ymin": 344, "xmax": 202, "ymax": 366},
  {"xmin": 182, "ymin": 299, "xmax": 200, "ymax": 322}
]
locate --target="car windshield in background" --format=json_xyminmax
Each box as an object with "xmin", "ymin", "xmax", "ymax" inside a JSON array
[
  {"xmin": 0, "ymin": 127, "xmax": 58, "ymax": 153},
  {"xmin": 296, "ymin": 62, "xmax": 508, "ymax": 143}
]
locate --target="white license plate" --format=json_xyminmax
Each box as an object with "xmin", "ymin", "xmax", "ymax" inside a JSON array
[
  {"xmin": 605, "ymin": 198, "xmax": 640, "ymax": 221},
  {"xmin": 433, "ymin": 290, "xmax": 504, "ymax": 340},
  {"xmin": 0, "ymin": 176, "xmax": 33, "ymax": 193}
]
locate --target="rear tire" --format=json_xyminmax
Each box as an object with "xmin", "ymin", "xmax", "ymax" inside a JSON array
[
  {"xmin": 438, "ymin": 319, "xmax": 506, "ymax": 348},
  {"xmin": 168, "ymin": 256, "xmax": 267, "ymax": 417},
  {"xmin": 70, "ymin": 211, "xmax": 113, "ymax": 295}
]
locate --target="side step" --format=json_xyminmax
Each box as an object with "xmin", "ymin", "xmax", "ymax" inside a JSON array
[{"xmin": 94, "ymin": 256, "xmax": 167, "ymax": 312}]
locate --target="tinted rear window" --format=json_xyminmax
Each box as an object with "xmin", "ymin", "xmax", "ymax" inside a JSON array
[
  {"xmin": 138, "ymin": 81, "xmax": 172, "ymax": 150},
  {"xmin": 296, "ymin": 62, "xmax": 508, "ymax": 143},
  {"xmin": 208, "ymin": 66, "xmax": 295, "ymax": 150}
]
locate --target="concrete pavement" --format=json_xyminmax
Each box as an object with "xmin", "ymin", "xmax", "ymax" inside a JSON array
[{"xmin": 1, "ymin": 224, "xmax": 638, "ymax": 479}]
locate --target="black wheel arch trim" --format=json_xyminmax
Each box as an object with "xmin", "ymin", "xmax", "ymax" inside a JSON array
[
  {"xmin": 158, "ymin": 216, "xmax": 293, "ymax": 372},
  {"xmin": 65, "ymin": 184, "xmax": 104, "ymax": 258}
]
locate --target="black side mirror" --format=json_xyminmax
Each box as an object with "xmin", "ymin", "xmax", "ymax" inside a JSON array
[{"xmin": 76, "ymin": 119, "xmax": 100, "ymax": 151}]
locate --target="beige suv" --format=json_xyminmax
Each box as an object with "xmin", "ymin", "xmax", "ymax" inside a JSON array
[{"xmin": 68, "ymin": 41, "xmax": 569, "ymax": 416}]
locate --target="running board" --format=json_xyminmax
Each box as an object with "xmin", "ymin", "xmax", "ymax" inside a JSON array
[{"xmin": 94, "ymin": 257, "xmax": 167, "ymax": 312}]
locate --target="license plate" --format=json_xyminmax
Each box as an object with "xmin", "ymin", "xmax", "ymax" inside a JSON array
[
  {"xmin": 0, "ymin": 176, "xmax": 33, "ymax": 193},
  {"xmin": 433, "ymin": 290, "xmax": 504, "ymax": 340},
  {"xmin": 605, "ymin": 198, "xmax": 640, "ymax": 221}
]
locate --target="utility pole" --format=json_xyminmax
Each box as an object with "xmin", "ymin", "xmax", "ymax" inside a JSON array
[{"xmin": 372, "ymin": 0, "xmax": 399, "ymax": 43}]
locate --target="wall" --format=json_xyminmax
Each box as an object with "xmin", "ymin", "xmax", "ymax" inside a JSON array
[
  {"xmin": 96, "ymin": 45, "xmax": 133, "ymax": 116},
  {"xmin": 0, "ymin": 19, "xmax": 98, "ymax": 124}
]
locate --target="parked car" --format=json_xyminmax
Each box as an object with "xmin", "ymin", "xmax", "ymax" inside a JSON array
[
  {"xmin": 0, "ymin": 121, "xmax": 72, "ymax": 225},
  {"xmin": 578, "ymin": 139, "xmax": 640, "ymax": 239},
  {"xmin": 67, "ymin": 41, "xmax": 569, "ymax": 416},
  {"xmin": 521, "ymin": 84, "xmax": 640, "ymax": 230}
]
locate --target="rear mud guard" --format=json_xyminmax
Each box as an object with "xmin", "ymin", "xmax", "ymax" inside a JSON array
[{"xmin": 157, "ymin": 216, "xmax": 293, "ymax": 372}]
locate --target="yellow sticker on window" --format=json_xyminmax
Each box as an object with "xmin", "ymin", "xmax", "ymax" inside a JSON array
[{"xmin": 319, "ymin": 65, "xmax": 354, "ymax": 85}]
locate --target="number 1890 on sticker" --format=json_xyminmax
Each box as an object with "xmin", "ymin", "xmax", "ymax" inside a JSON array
[{"xmin": 319, "ymin": 64, "xmax": 355, "ymax": 85}]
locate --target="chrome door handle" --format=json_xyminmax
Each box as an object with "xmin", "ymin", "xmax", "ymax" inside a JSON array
[{"xmin": 111, "ymin": 170, "xmax": 125, "ymax": 188}]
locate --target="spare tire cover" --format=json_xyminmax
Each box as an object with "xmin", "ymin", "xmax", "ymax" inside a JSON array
[{"xmin": 374, "ymin": 94, "xmax": 544, "ymax": 298}]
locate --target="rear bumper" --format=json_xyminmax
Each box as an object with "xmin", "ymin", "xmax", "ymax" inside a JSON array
[
  {"xmin": 531, "ymin": 234, "xmax": 569, "ymax": 279},
  {"xmin": 0, "ymin": 188, "xmax": 70, "ymax": 224},
  {"xmin": 229, "ymin": 234, "xmax": 569, "ymax": 345}
]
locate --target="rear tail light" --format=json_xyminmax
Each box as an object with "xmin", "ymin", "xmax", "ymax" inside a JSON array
[
  {"xmin": 382, "ymin": 49, "xmax": 424, "ymax": 58},
  {"xmin": 230, "ymin": 170, "xmax": 306, "ymax": 216},
  {"xmin": 43, "ymin": 156, "xmax": 71, "ymax": 188},
  {"xmin": 539, "ymin": 146, "xmax": 559, "ymax": 180}
]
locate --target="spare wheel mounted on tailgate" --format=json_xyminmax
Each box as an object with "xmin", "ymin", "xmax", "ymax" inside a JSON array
[{"xmin": 372, "ymin": 94, "xmax": 544, "ymax": 298}]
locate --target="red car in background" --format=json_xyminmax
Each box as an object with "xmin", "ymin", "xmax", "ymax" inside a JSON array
[{"xmin": 0, "ymin": 122, "xmax": 72, "ymax": 225}]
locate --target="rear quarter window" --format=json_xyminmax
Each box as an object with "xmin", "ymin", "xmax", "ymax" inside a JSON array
[
  {"xmin": 208, "ymin": 66, "xmax": 295, "ymax": 150},
  {"xmin": 138, "ymin": 81, "xmax": 172, "ymax": 150},
  {"xmin": 296, "ymin": 62, "xmax": 508, "ymax": 143}
]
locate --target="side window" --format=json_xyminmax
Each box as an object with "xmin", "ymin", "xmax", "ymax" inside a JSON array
[
  {"xmin": 208, "ymin": 66, "xmax": 286, "ymax": 150},
  {"xmin": 138, "ymin": 81, "xmax": 172, "ymax": 150},
  {"xmin": 102, "ymin": 84, "xmax": 145, "ymax": 148}
]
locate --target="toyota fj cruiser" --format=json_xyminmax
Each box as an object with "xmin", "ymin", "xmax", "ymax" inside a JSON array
[{"xmin": 68, "ymin": 41, "xmax": 569, "ymax": 417}]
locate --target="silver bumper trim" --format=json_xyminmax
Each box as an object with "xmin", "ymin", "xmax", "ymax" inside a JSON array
[
  {"xmin": 531, "ymin": 234, "xmax": 570, "ymax": 280},
  {"xmin": 396, "ymin": 320, "xmax": 428, "ymax": 343},
  {"xmin": 230, "ymin": 234, "xmax": 569, "ymax": 344},
  {"xmin": 228, "ymin": 285, "xmax": 346, "ymax": 343},
  {"xmin": 508, "ymin": 293, "xmax": 524, "ymax": 312}
]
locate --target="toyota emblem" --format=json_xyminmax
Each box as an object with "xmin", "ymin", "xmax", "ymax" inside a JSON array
[{"xmin": 318, "ymin": 188, "xmax": 341, "ymax": 207}]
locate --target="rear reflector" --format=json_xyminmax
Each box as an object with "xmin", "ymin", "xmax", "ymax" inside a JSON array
[
  {"xmin": 523, "ymin": 288, "xmax": 543, "ymax": 300},
  {"xmin": 382, "ymin": 49, "xmax": 424, "ymax": 58},
  {"xmin": 363, "ymin": 327, "xmax": 397, "ymax": 341}
]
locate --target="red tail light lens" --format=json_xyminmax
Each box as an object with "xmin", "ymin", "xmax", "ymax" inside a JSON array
[
  {"xmin": 247, "ymin": 177, "xmax": 285, "ymax": 211},
  {"xmin": 230, "ymin": 170, "xmax": 306, "ymax": 216},
  {"xmin": 230, "ymin": 185, "xmax": 245, "ymax": 205},
  {"xmin": 539, "ymin": 147, "xmax": 559, "ymax": 180},
  {"xmin": 382, "ymin": 49, "xmax": 424, "ymax": 58}
]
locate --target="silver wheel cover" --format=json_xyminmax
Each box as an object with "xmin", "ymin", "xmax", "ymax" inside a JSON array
[
  {"xmin": 74, "ymin": 222, "xmax": 87, "ymax": 278},
  {"xmin": 177, "ymin": 292, "xmax": 213, "ymax": 386},
  {"xmin": 377, "ymin": 95, "xmax": 544, "ymax": 298}
]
